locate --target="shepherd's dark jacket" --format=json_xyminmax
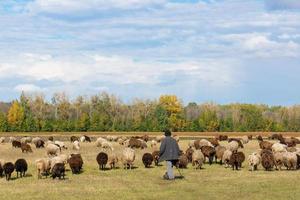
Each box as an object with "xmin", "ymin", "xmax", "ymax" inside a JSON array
[{"xmin": 159, "ymin": 136, "xmax": 180, "ymax": 162}]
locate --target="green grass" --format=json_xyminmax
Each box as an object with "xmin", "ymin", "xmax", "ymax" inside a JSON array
[{"xmin": 0, "ymin": 138, "xmax": 300, "ymax": 200}]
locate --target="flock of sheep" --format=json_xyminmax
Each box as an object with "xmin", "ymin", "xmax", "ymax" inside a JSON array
[{"xmin": 0, "ymin": 133, "xmax": 300, "ymax": 181}]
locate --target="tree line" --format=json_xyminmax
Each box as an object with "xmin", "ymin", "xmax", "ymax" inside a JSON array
[{"xmin": 0, "ymin": 92, "xmax": 299, "ymax": 132}]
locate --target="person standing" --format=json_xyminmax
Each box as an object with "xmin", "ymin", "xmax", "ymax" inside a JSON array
[{"xmin": 159, "ymin": 130, "xmax": 180, "ymax": 180}]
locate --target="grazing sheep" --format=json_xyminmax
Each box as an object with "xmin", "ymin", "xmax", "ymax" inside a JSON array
[
  {"xmin": 194, "ymin": 139, "xmax": 213, "ymax": 150},
  {"xmin": 176, "ymin": 154, "xmax": 189, "ymax": 168},
  {"xmin": 241, "ymin": 136, "xmax": 249, "ymax": 144},
  {"xmin": 72, "ymin": 140, "xmax": 80, "ymax": 150},
  {"xmin": 128, "ymin": 138, "xmax": 146, "ymax": 149},
  {"xmin": 261, "ymin": 149, "xmax": 275, "ymax": 171},
  {"xmin": 96, "ymin": 152, "xmax": 108, "ymax": 170},
  {"xmin": 107, "ymin": 152, "xmax": 118, "ymax": 169},
  {"xmin": 228, "ymin": 138, "xmax": 244, "ymax": 148},
  {"xmin": 50, "ymin": 154, "xmax": 68, "ymax": 167},
  {"xmin": 215, "ymin": 145, "xmax": 226, "ymax": 164},
  {"xmin": 21, "ymin": 143, "xmax": 33, "ymax": 153},
  {"xmin": 200, "ymin": 146, "xmax": 216, "ymax": 165},
  {"xmin": 150, "ymin": 140, "xmax": 158, "ymax": 149},
  {"xmin": 192, "ymin": 150, "xmax": 204, "ymax": 169},
  {"xmin": 9, "ymin": 137, "xmax": 17, "ymax": 143},
  {"xmin": 68, "ymin": 154, "xmax": 83, "ymax": 174},
  {"xmin": 259, "ymin": 141, "xmax": 273, "ymax": 150},
  {"xmin": 248, "ymin": 152, "xmax": 261, "ymax": 171},
  {"xmin": 282, "ymin": 152, "xmax": 297, "ymax": 170},
  {"xmin": 121, "ymin": 148, "xmax": 135, "ymax": 170},
  {"xmin": 35, "ymin": 158, "xmax": 51, "ymax": 179},
  {"xmin": 12, "ymin": 140, "xmax": 21, "ymax": 148},
  {"xmin": 54, "ymin": 141, "xmax": 68, "ymax": 150},
  {"xmin": 3, "ymin": 162, "xmax": 15, "ymax": 181},
  {"xmin": 0, "ymin": 137, "xmax": 5, "ymax": 143},
  {"xmin": 152, "ymin": 151, "xmax": 160, "ymax": 166},
  {"xmin": 142, "ymin": 153, "xmax": 153, "ymax": 168},
  {"xmin": 227, "ymin": 141, "xmax": 239, "ymax": 152},
  {"xmin": 222, "ymin": 150, "xmax": 232, "ymax": 168},
  {"xmin": 20, "ymin": 136, "xmax": 32, "ymax": 144},
  {"xmin": 35, "ymin": 139, "xmax": 45, "ymax": 148},
  {"xmin": 15, "ymin": 158, "xmax": 28, "ymax": 178},
  {"xmin": 46, "ymin": 143, "xmax": 61, "ymax": 157},
  {"xmin": 185, "ymin": 147, "xmax": 194, "ymax": 163},
  {"xmin": 274, "ymin": 152, "xmax": 285, "ymax": 170},
  {"xmin": 51, "ymin": 163, "xmax": 65, "ymax": 180},
  {"xmin": 272, "ymin": 143, "xmax": 287, "ymax": 153},
  {"xmin": 229, "ymin": 151, "xmax": 245, "ymax": 170},
  {"xmin": 207, "ymin": 138, "xmax": 219, "ymax": 147},
  {"xmin": 96, "ymin": 137, "xmax": 107, "ymax": 147}
]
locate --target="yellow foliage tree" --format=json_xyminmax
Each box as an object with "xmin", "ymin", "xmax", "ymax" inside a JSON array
[{"xmin": 7, "ymin": 101, "xmax": 24, "ymax": 130}]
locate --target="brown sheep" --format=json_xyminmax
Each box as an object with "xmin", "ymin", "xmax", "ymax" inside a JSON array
[
  {"xmin": 278, "ymin": 135, "xmax": 296, "ymax": 147},
  {"xmin": 200, "ymin": 146, "xmax": 216, "ymax": 165},
  {"xmin": 152, "ymin": 151, "xmax": 160, "ymax": 166},
  {"xmin": 142, "ymin": 153, "xmax": 153, "ymax": 168},
  {"xmin": 12, "ymin": 140, "xmax": 21, "ymax": 148},
  {"xmin": 207, "ymin": 138, "xmax": 219, "ymax": 147},
  {"xmin": 256, "ymin": 135, "xmax": 263, "ymax": 141},
  {"xmin": 128, "ymin": 138, "xmax": 146, "ymax": 149},
  {"xmin": 215, "ymin": 145, "xmax": 226, "ymax": 164},
  {"xmin": 248, "ymin": 135, "xmax": 253, "ymax": 140},
  {"xmin": 96, "ymin": 152, "xmax": 108, "ymax": 170},
  {"xmin": 217, "ymin": 135, "xmax": 228, "ymax": 141},
  {"xmin": 185, "ymin": 147, "xmax": 194, "ymax": 163},
  {"xmin": 261, "ymin": 149, "xmax": 275, "ymax": 171},
  {"xmin": 259, "ymin": 141, "xmax": 273, "ymax": 150},
  {"xmin": 70, "ymin": 136, "xmax": 79, "ymax": 142},
  {"xmin": 176, "ymin": 154, "xmax": 189, "ymax": 168},
  {"xmin": 68, "ymin": 154, "xmax": 83, "ymax": 174},
  {"xmin": 229, "ymin": 151, "xmax": 245, "ymax": 170},
  {"xmin": 21, "ymin": 143, "xmax": 33, "ymax": 153}
]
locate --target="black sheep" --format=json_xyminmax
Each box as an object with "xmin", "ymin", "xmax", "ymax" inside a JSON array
[
  {"xmin": 15, "ymin": 158, "xmax": 28, "ymax": 178},
  {"xmin": 261, "ymin": 149, "xmax": 274, "ymax": 171},
  {"xmin": 35, "ymin": 140, "xmax": 45, "ymax": 148},
  {"xmin": 96, "ymin": 152, "xmax": 108, "ymax": 170},
  {"xmin": 142, "ymin": 153, "xmax": 153, "ymax": 168},
  {"xmin": 12, "ymin": 140, "xmax": 21, "ymax": 148},
  {"xmin": 84, "ymin": 135, "xmax": 91, "ymax": 142},
  {"xmin": 68, "ymin": 154, "xmax": 83, "ymax": 174},
  {"xmin": 0, "ymin": 163, "xmax": 3, "ymax": 178},
  {"xmin": 51, "ymin": 163, "xmax": 65, "ymax": 180},
  {"xmin": 3, "ymin": 162, "xmax": 15, "ymax": 181}
]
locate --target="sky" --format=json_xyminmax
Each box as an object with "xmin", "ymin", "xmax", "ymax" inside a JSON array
[{"xmin": 0, "ymin": 0, "xmax": 300, "ymax": 105}]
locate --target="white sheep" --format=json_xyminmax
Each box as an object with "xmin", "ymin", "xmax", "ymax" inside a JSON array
[
  {"xmin": 96, "ymin": 137, "xmax": 107, "ymax": 147},
  {"xmin": 155, "ymin": 135, "xmax": 165, "ymax": 143},
  {"xmin": 199, "ymin": 139, "xmax": 213, "ymax": 148},
  {"xmin": 46, "ymin": 143, "xmax": 61, "ymax": 157},
  {"xmin": 35, "ymin": 158, "xmax": 51, "ymax": 179},
  {"xmin": 121, "ymin": 148, "xmax": 135, "ymax": 169},
  {"xmin": 80, "ymin": 136, "xmax": 85, "ymax": 143},
  {"xmin": 192, "ymin": 150, "xmax": 205, "ymax": 169},
  {"xmin": 274, "ymin": 151, "xmax": 285, "ymax": 170},
  {"xmin": 150, "ymin": 140, "xmax": 158, "ymax": 148},
  {"xmin": 248, "ymin": 152, "xmax": 261, "ymax": 171},
  {"xmin": 50, "ymin": 154, "xmax": 68, "ymax": 168},
  {"xmin": 283, "ymin": 152, "xmax": 297, "ymax": 170},
  {"xmin": 241, "ymin": 136, "xmax": 249, "ymax": 144},
  {"xmin": 272, "ymin": 143, "xmax": 287, "ymax": 153},
  {"xmin": 222, "ymin": 150, "xmax": 232, "ymax": 168},
  {"xmin": 101, "ymin": 141, "xmax": 114, "ymax": 151},
  {"xmin": 227, "ymin": 141, "xmax": 239, "ymax": 152},
  {"xmin": 21, "ymin": 136, "xmax": 32, "ymax": 144},
  {"xmin": 72, "ymin": 140, "xmax": 80, "ymax": 150}
]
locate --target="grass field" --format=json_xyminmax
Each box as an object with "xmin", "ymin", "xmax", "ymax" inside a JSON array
[{"xmin": 0, "ymin": 134, "xmax": 300, "ymax": 200}]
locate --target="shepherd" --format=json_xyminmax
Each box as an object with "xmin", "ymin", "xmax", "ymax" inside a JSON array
[{"xmin": 159, "ymin": 129, "xmax": 181, "ymax": 180}]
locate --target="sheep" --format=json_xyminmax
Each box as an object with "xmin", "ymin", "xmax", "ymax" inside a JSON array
[
  {"xmin": 21, "ymin": 143, "xmax": 33, "ymax": 153},
  {"xmin": 269, "ymin": 133, "xmax": 281, "ymax": 140},
  {"xmin": 121, "ymin": 148, "xmax": 135, "ymax": 170},
  {"xmin": 274, "ymin": 152, "xmax": 285, "ymax": 170},
  {"xmin": 142, "ymin": 153, "xmax": 153, "ymax": 168},
  {"xmin": 20, "ymin": 136, "xmax": 32, "ymax": 144},
  {"xmin": 261, "ymin": 149, "xmax": 275, "ymax": 171},
  {"xmin": 229, "ymin": 151, "xmax": 245, "ymax": 170},
  {"xmin": 128, "ymin": 138, "xmax": 146, "ymax": 149},
  {"xmin": 248, "ymin": 135, "xmax": 253, "ymax": 140},
  {"xmin": 68, "ymin": 153, "xmax": 83, "ymax": 174},
  {"xmin": 248, "ymin": 152, "xmax": 261, "ymax": 171},
  {"xmin": 194, "ymin": 139, "xmax": 213, "ymax": 150},
  {"xmin": 46, "ymin": 143, "xmax": 61, "ymax": 156},
  {"xmin": 107, "ymin": 152, "xmax": 118, "ymax": 169},
  {"xmin": 72, "ymin": 140, "xmax": 80, "ymax": 150},
  {"xmin": 155, "ymin": 135, "xmax": 165, "ymax": 143},
  {"xmin": 51, "ymin": 154, "xmax": 68, "ymax": 167},
  {"xmin": 185, "ymin": 147, "xmax": 194, "ymax": 163},
  {"xmin": 35, "ymin": 139, "xmax": 45, "ymax": 148},
  {"xmin": 101, "ymin": 141, "xmax": 114, "ymax": 151},
  {"xmin": 35, "ymin": 158, "xmax": 51, "ymax": 179},
  {"xmin": 272, "ymin": 143, "xmax": 287, "ymax": 153},
  {"xmin": 3, "ymin": 162, "xmax": 15, "ymax": 181},
  {"xmin": 217, "ymin": 135, "xmax": 228, "ymax": 141},
  {"xmin": 152, "ymin": 151, "xmax": 160, "ymax": 166},
  {"xmin": 188, "ymin": 140, "xmax": 195, "ymax": 148},
  {"xmin": 96, "ymin": 152, "xmax": 108, "ymax": 170},
  {"xmin": 256, "ymin": 135, "xmax": 263, "ymax": 141},
  {"xmin": 15, "ymin": 158, "xmax": 28, "ymax": 178},
  {"xmin": 241, "ymin": 136, "xmax": 249, "ymax": 144},
  {"xmin": 259, "ymin": 141, "xmax": 273, "ymax": 150},
  {"xmin": 32, "ymin": 137, "xmax": 42, "ymax": 145},
  {"xmin": 12, "ymin": 140, "xmax": 21, "ymax": 148},
  {"xmin": 215, "ymin": 145, "xmax": 226, "ymax": 164},
  {"xmin": 192, "ymin": 150, "xmax": 204, "ymax": 169},
  {"xmin": 228, "ymin": 138, "xmax": 244, "ymax": 148},
  {"xmin": 51, "ymin": 163, "xmax": 65, "ymax": 180},
  {"xmin": 48, "ymin": 136, "xmax": 54, "ymax": 141},
  {"xmin": 282, "ymin": 152, "xmax": 297, "ymax": 170},
  {"xmin": 150, "ymin": 140, "xmax": 158, "ymax": 149},
  {"xmin": 227, "ymin": 141, "xmax": 239, "ymax": 152},
  {"xmin": 175, "ymin": 154, "xmax": 189, "ymax": 168},
  {"xmin": 96, "ymin": 137, "xmax": 107, "ymax": 147},
  {"xmin": 9, "ymin": 136, "xmax": 17, "ymax": 143},
  {"xmin": 207, "ymin": 138, "xmax": 219, "ymax": 147},
  {"xmin": 0, "ymin": 137, "xmax": 5, "ymax": 143},
  {"xmin": 70, "ymin": 136, "xmax": 79, "ymax": 142},
  {"xmin": 222, "ymin": 150, "xmax": 232, "ymax": 168},
  {"xmin": 200, "ymin": 146, "xmax": 216, "ymax": 165},
  {"xmin": 54, "ymin": 141, "xmax": 68, "ymax": 150}
]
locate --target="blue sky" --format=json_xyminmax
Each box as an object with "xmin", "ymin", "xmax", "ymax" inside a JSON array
[{"xmin": 0, "ymin": 0, "xmax": 300, "ymax": 105}]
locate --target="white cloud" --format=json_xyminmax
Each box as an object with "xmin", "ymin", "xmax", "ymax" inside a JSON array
[{"xmin": 14, "ymin": 84, "xmax": 43, "ymax": 92}]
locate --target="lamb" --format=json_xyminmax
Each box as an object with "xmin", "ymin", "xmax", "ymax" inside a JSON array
[
  {"xmin": 3, "ymin": 162, "xmax": 15, "ymax": 181},
  {"xmin": 121, "ymin": 148, "xmax": 135, "ymax": 170},
  {"xmin": 222, "ymin": 150, "xmax": 232, "ymax": 168},
  {"xmin": 261, "ymin": 149, "xmax": 275, "ymax": 171},
  {"xmin": 21, "ymin": 143, "xmax": 33, "ymax": 153},
  {"xmin": 241, "ymin": 136, "xmax": 249, "ymax": 144},
  {"xmin": 51, "ymin": 163, "xmax": 65, "ymax": 180},
  {"xmin": 46, "ymin": 143, "xmax": 61, "ymax": 157},
  {"xmin": 176, "ymin": 154, "xmax": 189, "ymax": 168},
  {"xmin": 70, "ymin": 136, "xmax": 79, "ymax": 142},
  {"xmin": 248, "ymin": 152, "xmax": 261, "ymax": 171},
  {"xmin": 282, "ymin": 152, "xmax": 297, "ymax": 170},
  {"xmin": 272, "ymin": 143, "xmax": 287, "ymax": 153},
  {"xmin": 192, "ymin": 150, "xmax": 204, "ymax": 169},
  {"xmin": 54, "ymin": 141, "xmax": 68, "ymax": 150},
  {"xmin": 0, "ymin": 137, "xmax": 5, "ymax": 143},
  {"xmin": 96, "ymin": 152, "xmax": 108, "ymax": 170},
  {"xmin": 15, "ymin": 158, "xmax": 28, "ymax": 178},
  {"xmin": 185, "ymin": 147, "xmax": 194, "ymax": 163},
  {"xmin": 200, "ymin": 146, "xmax": 216, "ymax": 165},
  {"xmin": 107, "ymin": 152, "xmax": 118, "ymax": 169},
  {"xmin": 152, "ymin": 151, "xmax": 160, "ymax": 166},
  {"xmin": 194, "ymin": 139, "xmax": 213, "ymax": 149},
  {"xmin": 12, "ymin": 140, "xmax": 21, "ymax": 148},
  {"xmin": 142, "ymin": 153, "xmax": 153, "ymax": 168},
  {"xmin": 72, "ymin": 140, "xmax": 80, "ymax": 150},
  {"xmin": 215, "ymin": 145, "xmax": 226, "ymax": 164},
  {"xmin": 229, "ymin": 151, "xmax": 245, "ymax": 170},
  {"xmin": 68, "ymin": 153, "xmax": 83, "ymax": 174},
  {"xmin": 35, "ymin": 158, "xmax": 51, "ymax": 179}
]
